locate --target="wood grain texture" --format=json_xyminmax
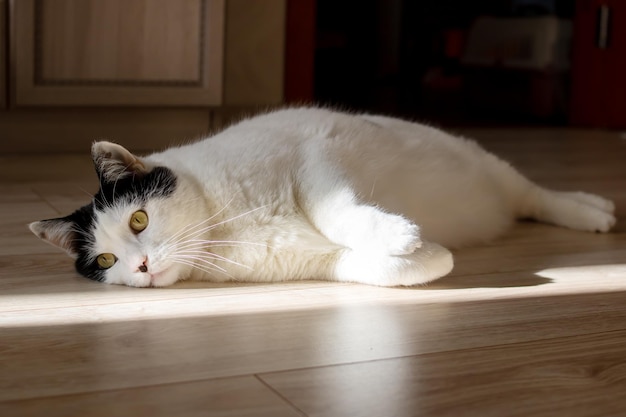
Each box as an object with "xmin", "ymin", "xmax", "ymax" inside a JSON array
[
  {"xmin": 259, "ymin": 331, "xmax": 626, "ymax": 417},
  {"xmin": 0, "ymin": 376, "xmax": 302, "ymax": 417},
  {"xmin": 12, "ymin": 0, "xmax": 224, "ymax": 106},
  {"xmin": 39, "ymin": 0, "xmax": 203, "ymax": 83},
  {"xmin": 0, "ymin": 128, "xmax": 625, "ymax": 416}
]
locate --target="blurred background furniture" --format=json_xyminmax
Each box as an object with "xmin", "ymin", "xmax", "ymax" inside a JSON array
[{"xmin": 1, "ymin": 0, "xmax": 625, "ymax": 153}]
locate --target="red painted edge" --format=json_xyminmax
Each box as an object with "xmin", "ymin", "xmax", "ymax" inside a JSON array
[{"xmin": 284, "ymin": 0, "xmax": 316, "ymax": 103}]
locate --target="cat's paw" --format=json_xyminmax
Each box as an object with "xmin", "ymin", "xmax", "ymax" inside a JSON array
[
  {"xmin": 334, "ymin": 241, "xmax": 453, "ymax": 286},
  {"xmin": 374, "ymin": 212, "xmax": 422, "ymax": 255},
  {"xmin": 319, "ymin": 203, "xmax": 422, "ymax": 255},
  {"xmin": 353, "ymin": 209, "xmax": 422, "ymax": 255},
  {"xmin": 392, "ymin": 242, "xmax": 454, "ymax": 286}
]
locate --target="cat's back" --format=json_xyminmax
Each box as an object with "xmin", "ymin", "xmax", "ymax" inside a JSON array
[
  {"xmin": 147, "ymin": 106, "xmax": 487, "ymax": 184},
  {"xmin": 211, "ymin": 107, "xmax": 360, "ymax": 152},
  {"xmin": 149, "ymin": 107, "xmax": 337, "ymax": 163}
]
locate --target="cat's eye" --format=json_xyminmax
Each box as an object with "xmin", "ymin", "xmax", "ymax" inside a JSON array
[
  {"xmin": 96, "ymin": 253, "xmax": 117, "ymax": 269},
  {"xmin": 130, "ymin": 210, "xmax": 149, "ymax": 233}
]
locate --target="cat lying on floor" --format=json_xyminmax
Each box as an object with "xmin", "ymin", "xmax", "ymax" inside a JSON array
[{"xmin": 30, "ymin": 107, "xmax": 616, "ymax": 287}]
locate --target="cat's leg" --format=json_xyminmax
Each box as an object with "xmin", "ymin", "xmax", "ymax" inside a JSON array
[
  {"xmin": 296, "ymin": 174, "xmax": 454, "ymax": 285},
  {"xmin": 220, "ymin": 218, "xmax": 450, "ymax": 286},
  {"xmin": 315, "ymin": 196, "xmax": 422, "ymax": 256},
  {"xmin": 333, "ymin": 240, "xmax": 454, "ymax": 286},
  {"xmin": 295, "ymin": 141, "xmax": 453, "ymax": 285},
  {"xmin": 298, "ymin": 146, "xmax": 422, "ymax": 256},
  {"xmin": 520, "ymin": 186, "xmax": 616, "ymax": 232}
]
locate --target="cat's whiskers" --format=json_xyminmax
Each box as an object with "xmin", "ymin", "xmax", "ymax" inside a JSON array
[
  {"xmin": 162, "ymin": 205, "xmax": 269, "ymax": 256},
  {"xmin": 165, "ymin": 206, "xmax": 271, "ymax": 256},
  {"xmin": 191, "ymin": 239, "xmax": 271, "ymax": 249},
  {"xmin": 173, "ymin": 239, "xmax": 269, "ymax": 252},
  {"xmin": 157, "ymin": 204, "xmax": 271, "ymax": 281},
  {"xmin": 165, "ymin": 237, "xmax": 258, "ymax": 280},
  {"xmin": 163, "ymin": 217, "xmax": 221, "ymax": 249},
  {"xmin": 171, "ymin": 259, "xmax": 228, "ymax": 277},
  {"xmin": 197, "ymin": 205, "xmax": 269, "ymax": 232},
  {"xmin": 160, "ymin": 197, "xmax": 236, "ymax": 248},
  {"xmin": 170, "ymin": 253, "xmax": 229, "ymax": 273},
  {"xmin": 173, "ymin": 249, "xmax": 253, "ymax": 271},
  {"xmin": 170, "ymin": 257, "xmax": 238, "ymax": 281}
]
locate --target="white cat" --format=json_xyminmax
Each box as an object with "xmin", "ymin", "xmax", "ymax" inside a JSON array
[{"xmin": 30, "ymin": 107, "xmax": 616, "ymax": 287}]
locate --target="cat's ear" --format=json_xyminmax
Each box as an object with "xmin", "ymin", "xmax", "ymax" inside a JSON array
[
  {"xmin": 91, "ymin": 141, "xmax": 149, "ymax": 183},
  {"xmin": 29, "ymin": 218, "xmax": 79, "ymax": 258}
]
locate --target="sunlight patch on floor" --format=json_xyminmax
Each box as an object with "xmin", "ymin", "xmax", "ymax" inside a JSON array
[
  {"xmin": 2, "ymin": 265, "xmax": 626, "ymax": 328},
  {"xmin": 536, "ymin": 264, "xmax": 626, "ymax": 280}
]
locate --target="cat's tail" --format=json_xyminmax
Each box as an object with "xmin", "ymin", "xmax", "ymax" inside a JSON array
[
  {"xmin": 518, "ymin": 186, "xmax": 616, "ymax": 232},
  {"xmin": 485, "ymin": 150, "xmax": 616, "ymax": 233}
]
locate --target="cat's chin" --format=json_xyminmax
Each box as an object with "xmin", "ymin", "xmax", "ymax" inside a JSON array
[
  {"xmin": 147, "ymin": 267, "xmax": 183, "ymax": 287},
  {"xmin": 149, "ymin": 275, "xmax": 179, "ymax": 287},
  {"xmin": 114, "ymin": 267, "xmax": 181, "ymax": 288}
]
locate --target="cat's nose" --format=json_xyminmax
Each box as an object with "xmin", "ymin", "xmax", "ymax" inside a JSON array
[{"xmin": 138, "ymin": 257, "xmax": 148, "ymax": 273}]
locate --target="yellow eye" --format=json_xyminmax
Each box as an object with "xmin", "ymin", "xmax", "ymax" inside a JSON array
[
  {"xmin": 130, "ymin": 210, "xmax": 149, "ymax": 233},
  {"xmin": 97, "ymin": 253, "xmax": 117, "ymax": 269}
]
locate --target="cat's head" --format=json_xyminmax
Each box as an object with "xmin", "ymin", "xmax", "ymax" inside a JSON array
[{"xmin": 30, "ymin": 141, "xmax": 207, "ymax": 287}]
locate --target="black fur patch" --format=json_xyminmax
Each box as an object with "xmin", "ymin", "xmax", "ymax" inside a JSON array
[
  {"xmin": 61, "ymin": 202, "xmax": 106, "ymax": 282},
  {"xmin": 67, "ymin": 166, "xmax": 178, "ymax": 282},
  {"xmin": 94, "ymin": 166, "xmax": 177, "ymax": 210}
]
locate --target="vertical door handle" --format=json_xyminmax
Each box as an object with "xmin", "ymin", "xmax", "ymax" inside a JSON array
[{"xmin": 597, "ymin": 4, "xmax": 611, "ymax": 49}]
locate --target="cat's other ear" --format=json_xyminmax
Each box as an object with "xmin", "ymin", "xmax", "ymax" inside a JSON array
[
  {"xmin": 29, "ymin": 218, "xmax": 79, "ymax": 258},
  {"xmin": 91, "ymin": 141, "xmax": 149, "ymax": 183}
]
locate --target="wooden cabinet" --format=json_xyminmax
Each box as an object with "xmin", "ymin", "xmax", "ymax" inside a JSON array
[
  {"xmin": 12, "ymin": 0, "xmax": 224, "ymax": 106},
  {"xmin": 570, "ymin": 0, "xmax": 626, "ymax": 128},
  {"xmin": 0, "ymin": 0, "xmax": 305, "ymax": 152}
]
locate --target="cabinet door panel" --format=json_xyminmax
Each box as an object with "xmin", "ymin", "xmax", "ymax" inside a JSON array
[
  {"xmin": 12, "ymin": 0, "xmax": 224, "ymax": 106},
  {"xmin": 39, "ymin": 0, "xmax": 202, "ymax": 82}
]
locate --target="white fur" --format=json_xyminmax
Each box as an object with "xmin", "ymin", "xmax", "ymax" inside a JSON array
[{"xmin": 32, "ymin": 107, "xmax": 617, "ymax": 287}]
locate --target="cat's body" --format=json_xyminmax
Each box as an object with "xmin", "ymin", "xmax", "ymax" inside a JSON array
[{"xmin": 30, "ymin": 107, "xmax": 616, "ymax": 287}]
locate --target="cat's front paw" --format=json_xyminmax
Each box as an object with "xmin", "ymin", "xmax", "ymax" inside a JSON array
[
  {"xmin": 323, "ymin": 204, "xmax": 422, "ymax": 255},
  {"xmin": 377, "ymin": 213, "xmax": 422, "ymax": 255},
  {"xmin": 334, "ymin": 241, "xmax": 453, "ymax": 286},
  {"xmin": 354, "ymin": 209, "xmax": 421, "ymax": 255}
]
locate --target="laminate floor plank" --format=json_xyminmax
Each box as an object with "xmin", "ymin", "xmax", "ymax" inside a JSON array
[
  {"xmin": 259, "ymin": 330, "xmax": 626, "ymax": 417},
  {"xmin": 0, "ymin": 375, "xmax": 303, "ymax": 417},
  {"xmin": 1, "ymin": 128, "xmax": 625, "ymax": 415},
  {"xmin": 2, "ymin": 290, "xmax": 626, "ymax": 402}
]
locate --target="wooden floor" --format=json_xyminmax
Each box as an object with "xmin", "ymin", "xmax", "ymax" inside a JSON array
[{"xmin": 1, "ymin": 128, "xmax": 625, "ymax": 416}]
